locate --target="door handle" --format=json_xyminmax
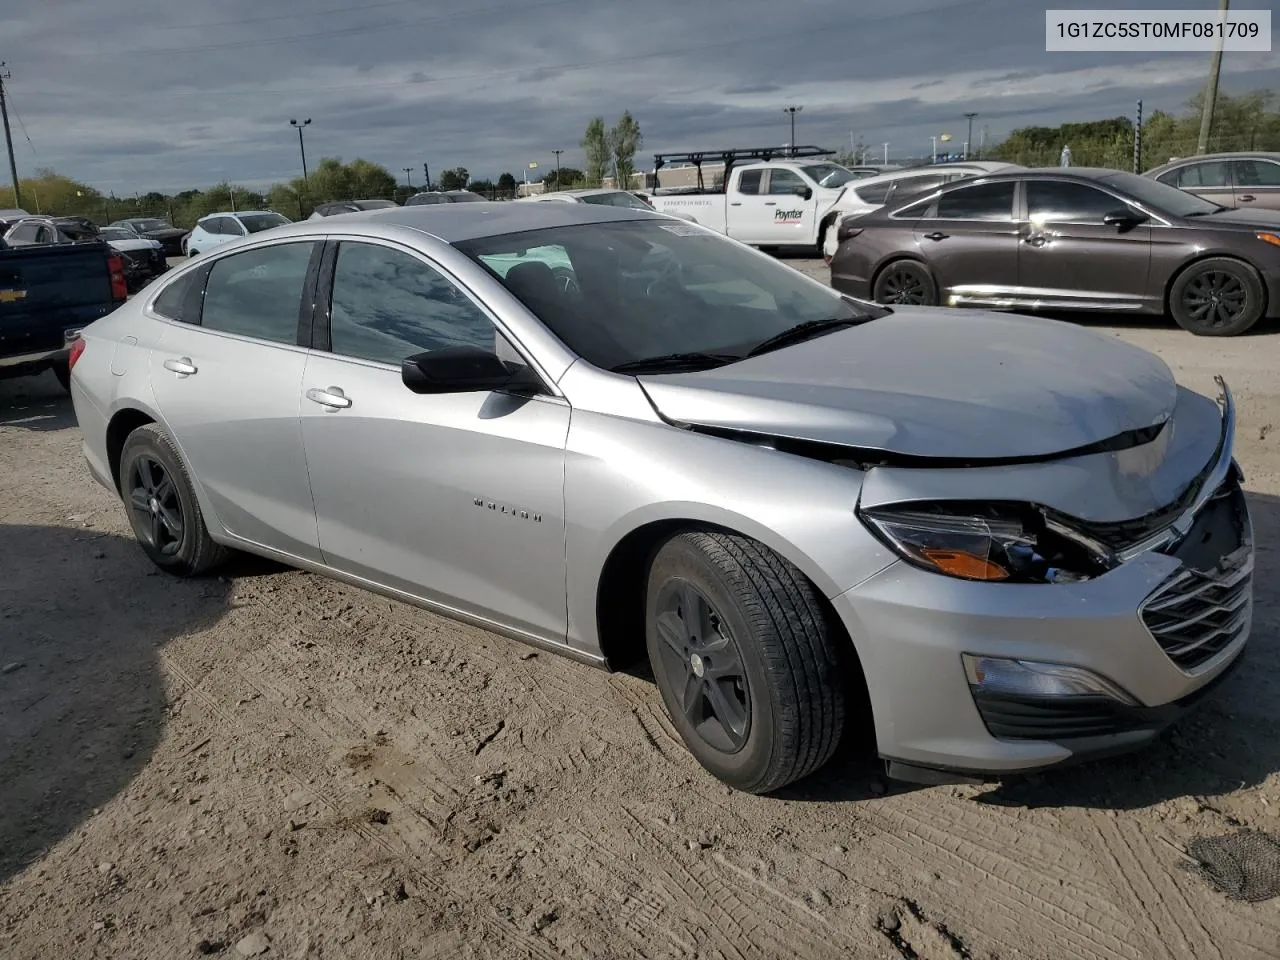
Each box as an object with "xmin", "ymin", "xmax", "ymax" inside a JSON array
[
  {"xmin": 1238, "ymin": 194, "xmax": 1256, "ymax": 202},
  {"xmin": 306, "ymin": 386, "xmax": 352, "ymax": 411},
  {"xmin": 923, "ymin": 232, "xmax": 949, "ymax": 241},
  {"xmin": 163, "ymin": 357, "xmax": 197, "ymax": 376},
  {"xmin": 1023, "ymin": 236, "xmax": 1048, "ymax": 247},
  {"xmin": 764, "ymin": 202, "xmax": 777, "ymax": 206},
  {"xmin": 729, "ymin": 202, "xmax": 742, "ymax": 206}
]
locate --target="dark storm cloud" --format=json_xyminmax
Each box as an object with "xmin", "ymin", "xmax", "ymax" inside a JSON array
[{"xmin": 1, "ymin": 0, "xmax": 1276, "ymax": 193}]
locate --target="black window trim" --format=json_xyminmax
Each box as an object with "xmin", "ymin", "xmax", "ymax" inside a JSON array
[{"xmin": 311, "ymin": 236, "xmax": 559, "ymax": 395}]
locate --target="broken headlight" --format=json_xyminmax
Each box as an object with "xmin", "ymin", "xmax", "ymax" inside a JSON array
[{"xmin": 858, "ymin": 501, "xmax": 1115, "ymax": 584}]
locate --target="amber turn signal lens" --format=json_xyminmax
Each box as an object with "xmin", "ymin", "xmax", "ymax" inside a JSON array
[
  {"xmin": 1257, "ymin": 232, "xmax": 1280, "ymax": 248},
  {"xmin": 920, "ymin": 548, "xmax": 1009, "ymax": 581}
]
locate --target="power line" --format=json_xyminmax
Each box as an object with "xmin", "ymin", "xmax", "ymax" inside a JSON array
[
  {"xmin": 123, "ymin": 0, "xmax": 587, "ymax": 56},
  {"xmin": 61, "ymin": 0, "xmax": 1001, "ymax": 103}
]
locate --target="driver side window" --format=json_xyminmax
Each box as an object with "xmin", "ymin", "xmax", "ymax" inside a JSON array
[
  {"xmin": 767, "ymin": 169, "xmax": 806, "ymax": 196},
  {"xmin": 327, "ymin": 241, "xmax": 500, "ymax": 366}
]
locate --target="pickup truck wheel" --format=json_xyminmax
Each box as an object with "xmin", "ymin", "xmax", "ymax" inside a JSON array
[
  {"xmin": 1169, "ymin": 258, "xmax": 1265, "ymax": 336},
  {"xmin": 873, "ymin": 259, "xmax": 938, "ymax": 306},
  {"xmin": 119, "ymin": 424, "xmax": 229, "ymax": 577},
  {"xmin": 51, "ymin": 362, "xmax": 71, "ymax": 394},
  {"xmin": 645, "ymin": 530, "xmax": 846, "ymax": 794}
]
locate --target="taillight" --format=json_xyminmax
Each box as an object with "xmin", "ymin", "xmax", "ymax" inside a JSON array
[
  {"xmin": 108, "ymin": 253, "xmax": 129, "ymax": 300},
  {"xmin": 68, "ymin": 336, "xmax": 86, "ymax": 371},
  {"xmin": 838, "ymin": 225, "xmax": 864, "ymax": 243}
]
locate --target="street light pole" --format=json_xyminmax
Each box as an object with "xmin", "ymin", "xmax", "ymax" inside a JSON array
[
  {"xmin": 882, "ymin": 142, "xmax": 889, "ymax": 164},
  {"xmin": 403, "ymin": 168, "xmax": 413, "ymax": 189},
  {"xmin": 783, "ymin": 106, "xmax": 803, "ymax": 157},
  {"xmin": 289, "ymin": 118, "xmax": 311, "ymax": 182},
  {"xmin": 964, "ymin": 112, "xmax": 978, "ymax": 159},
  {"xmin": 552, "ymin": 149, "xmax": 563, "ymax": 190}
]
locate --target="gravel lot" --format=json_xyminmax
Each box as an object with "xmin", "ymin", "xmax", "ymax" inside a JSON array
[{"xmin": 2, "ymin": 259, "xmax": 1279, "ymax": 959}]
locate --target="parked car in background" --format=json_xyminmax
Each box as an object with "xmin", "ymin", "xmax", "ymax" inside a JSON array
[
  {"xmin": 308, "ymin": 199, "xmax": 400, "ymax": 219},
  {"xmin": 821, "ymin": 161, "xmax": 1022, "ymax": 261},
  {"xmin": 98, "ymin": 226, "xmax": 169, "ymax": 290},
  {"xmin": 68, "ymin": 202, "xmax": 1251, "ymax": 793},
  {"xmin": 0, "ymin": 237, "xmax": 128, "ymax": 390},
  {"xmin": 521, "ymin": 188, "xmax": 654, "ymax": 210},
  {"xmin": 403, "ymin": 190, "xmax": 488, "ymax": 206},
  {"xmin": 829, "ymin": 167, "xmax": 1280, "ymax": 336},
  {"xmin": 108, "ymin": 217, "xmax": 190, "ymax": 257},
  {"xmin": 0, "ymin": 208, "xmax": 30, "ymax": 234},
  {"xmin": 1144, "ymin": 152, "xmax": 1280, "ymax": 211},
  {"xmin": 185, "ymin": 210, "xmax": 292, "ymax": 256},
  {"xmin": 648, "ymin": 147, "xmax": 863, "ymax": 253}
]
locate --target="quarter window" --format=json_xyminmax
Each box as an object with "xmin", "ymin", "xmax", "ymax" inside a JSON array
[
  {"xmin": 935, "ymin": 182, "xmax": 1015, "ymax": 220},
  {"xmin": 152, "ymin": 270, "xmax": 196, "ymax": 322},
  {"xmin": 199, "ymin": 241, "xmax": 315, "ymax": 345},
  {"xmin": 1026, "ymin": 181, "xmax": 1123, "ymax": 222},
  {"xmin": 1170, "ymin": 161, "xmax": 1229, "ymax": 188},
  {"xmin": 328, "ymin": 242, "xmax": 498, "ymax": 365}
]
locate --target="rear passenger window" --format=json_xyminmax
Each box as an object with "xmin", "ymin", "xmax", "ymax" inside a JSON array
[
  {"xmin": 199, "ymin": 242, "xmax": 315, "ymax": 345},
  {"xmin": 935, "ymin": 182, "xmax": 1015, "ymax": 220},
  {"xmin": 152, "ymin": 271, "xmax": 196, "ymax": 321},
  {"xmin": 737, "ymin": 170, "xmax": 762, "ymax": 195}
]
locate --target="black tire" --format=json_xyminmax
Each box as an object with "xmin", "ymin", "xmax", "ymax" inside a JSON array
[
  {"xmin": 645, "ymin": 530, "xmax": 846, "ymax": 794},
  {"xmin": 51, "ymin": 361, "xmax": 71, "ymax": 394},
  {"xmin": 118, "ymin": 424, "xmax": 229, "ymax": 577},
  {"xmin": 873, "ymin": 259, "xmax": 938, "ymax": 306},
  {"xmin": 1169, "ymin": 257, "xmax": 1266, "ymax": 337}
]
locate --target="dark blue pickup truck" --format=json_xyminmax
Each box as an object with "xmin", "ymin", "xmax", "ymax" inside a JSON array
[{"xmin": 0, "ymin": 241, "xmax": 129, "ymax": 391}]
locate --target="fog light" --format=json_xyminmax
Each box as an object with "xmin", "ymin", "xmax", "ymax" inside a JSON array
[{"xmin": 962, "ymin": 655, "xmax": 1138, "ymax": 705}]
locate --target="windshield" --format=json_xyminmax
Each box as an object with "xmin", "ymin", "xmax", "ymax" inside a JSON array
[
  {"xmin": 447, "ymin": 191, "xmax": 486, "ymax": 202},
  {"xmin": 801, "ymin": 163, "xmax": 858, "ymax": 189},
  {"xmin": 99, "ymin": 228, "xmax": 132, "ymax": 240},
  {"xmin": 240, "ymin": 213, "xmax": 290, "ymax": 233},
  {"xmin": 1098, "ymin": 171, "xmax": 1222, "ymax": 217},
  {"xmin": 455, "ymin": 219, "xmax": 885, "ymax": 371},
  {"xmin": 354, "ymin": 200, "xmax": 397, "ymax": 210},
  {"xmin": 132, "ymin": 219, "xmax": 170, "ymax": 231},
  {"xmin": 581, "ymin": 191, "xmax": 652, "ymax": 210}
]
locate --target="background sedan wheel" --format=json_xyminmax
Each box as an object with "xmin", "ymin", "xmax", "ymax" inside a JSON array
[
  {"xmin": 873, "ymin": 260, "xmax": 938, "ymax": 306},
  {"xmin": 645, "ymin": 530, "xmax": 847, "ymax": 794},
  {"xmin": 118, "ymin": 424, "xmax": 228, "ymax": 576},
  {"xmin": 1169, "ymin": 257, "xmax": 1265, "ymax": 337}
]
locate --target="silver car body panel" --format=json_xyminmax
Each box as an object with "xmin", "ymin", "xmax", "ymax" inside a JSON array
[{"xmin": 68, "ymin": 202, "xmax": 1252, "ymax": 777}]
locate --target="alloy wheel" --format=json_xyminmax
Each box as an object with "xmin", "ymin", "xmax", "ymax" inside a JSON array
[
  {"xmin": 1182, "ymin": 271, "xmax": 1248, "ymax": 329},
  {"xmin": 128, "ymin": 456, "xmax": 185, "ymax": 556},
  {"xmin": 653, "ymin": 578, "xmax": 751, "ymax": 753},
  {"xmin": 879, "ymin": 268, "xmax": 928, "ymax": 304}
]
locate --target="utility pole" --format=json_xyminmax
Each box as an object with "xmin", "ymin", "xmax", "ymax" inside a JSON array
[
  {"xmin": 552, "ymin": 149, "xmax": 563, "ymax": 190},
  {"xmin": 783, "ymin": 106, "xmax": 802, "ymax": 157},
  {"xmin": 290, "ymin": 118, "xmax": 311, "ymax": 181},
  {"xmin": 0, "ymin": 64, "xmax": 22, "ymax": 208},
  {"xmin": 422, "ymin": 162, "xmax": 430, "ymax": 191},
  {"xmin": 882, "ymin": 142, "xmax": 889, "ymax": 164},
  {"xmin": 1134, "ymin": 99, "xmax": 1143, "ymax": 173},
  {"xmin": 403, "ymin": 167, "xmax": 413, "ymax": 188},
  {"xmin": 964, "ymin": 112, "xmax": 978, "ymax": 160},
  {"xmin": 1196, "ymin": 0, "xmax": 1230, "ymax": 155}
]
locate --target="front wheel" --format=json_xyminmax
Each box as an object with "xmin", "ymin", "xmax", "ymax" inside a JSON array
[
  {"xmin": 873, "ymin": 259, "xmax": 938, "ymax": 306},
  {"xmin": 645, "ymin": 530, "xmax": 847, "ymax": 794},
  {"xmin": 1169, "ymin": 258, "xmax": 1265, "ymax": 336},
  {"xmin": 118, "ymin": 424, "xmax": 229, "ymax": 576}
]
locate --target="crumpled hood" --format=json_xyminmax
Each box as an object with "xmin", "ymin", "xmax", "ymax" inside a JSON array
[{"xmin": 637, "ymin": 309, "xmax": 1178, "ymax": 460}]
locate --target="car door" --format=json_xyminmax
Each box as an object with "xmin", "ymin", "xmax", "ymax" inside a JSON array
[
  {"xmin": 757, "ymin": 168, "xmax": 818, "ymax": 244},
  {"xmin": 298, "ymin": 239, "xmax": 570, "ymax": 641},
  {"xmin": 724, "ymin": 168, "xmax": 767, "ymax": 241},
  {"xmin": 1230, "ymin": 158, "xmax": 1280, "ymax": 211},
  {"xmin": 1017, "ymin": 179, "xmax": 1153, "ymax": 309},
  {"xmin": 148, "ymin": 239, "xmax": 324, "ymax": 561},
  {"xmin": 1154, "ymin": 160, "xmax": 1235, "ymax": 207},
  {"xmin": 911, "ymin": 180, "xmax": 1019, "ymax": 300}
]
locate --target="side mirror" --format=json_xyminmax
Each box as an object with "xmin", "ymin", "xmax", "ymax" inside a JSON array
[
  {"xmin": 795, "ymin": 185, "xmax": 814, "ymax": 200},
  {"xmin": 1103, "ymin": 209, "xmax": 1147, "ymax": 227},
  {"xmin": 401, "ymin": 345, "xmax": 543, "ymax": 395}
]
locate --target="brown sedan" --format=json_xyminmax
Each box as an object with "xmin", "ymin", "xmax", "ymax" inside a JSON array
[{"xmin": 829, "ymin": 167, "xmax": 1280, "ymax": 336}]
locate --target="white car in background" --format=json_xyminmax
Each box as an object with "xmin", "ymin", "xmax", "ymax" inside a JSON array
[
  {"xmin": 821, "ymin": 161, "xmax": 1022, "ymax": 262},
  {"xmin": 522, "ymin": 188, "xmax": 655, "ymax": 210},
  {"xmin": 186, "ymin": 210, "xmax": 292, "ymax": 257}
]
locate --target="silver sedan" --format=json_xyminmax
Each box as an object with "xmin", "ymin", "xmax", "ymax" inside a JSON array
[{"xmin": 67, "ymin": 203, "xmax": 1253, "ymax": 793}]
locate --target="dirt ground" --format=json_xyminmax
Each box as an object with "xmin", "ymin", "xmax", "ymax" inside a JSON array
[{"xmin": 2, "ymin": 262, "xmax": 1279, "ymax": 960}]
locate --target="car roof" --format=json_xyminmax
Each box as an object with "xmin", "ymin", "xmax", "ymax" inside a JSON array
[
  {"xmin": 198, "ymin": 210, "xmax": 283, "ymax": 221},
  {"xmin": 263, "ymin": 199, "xmax": 655, "ymax": 243},
  {"xmin": 1144, "ymin": 151, "xmax": 1280, "ymax": 173},
  {"xmin": 846, "ymin": 163, "xmax": 1020, "ymax": 188}
]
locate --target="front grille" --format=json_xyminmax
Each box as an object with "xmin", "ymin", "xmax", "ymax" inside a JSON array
[{"xmin": 1142, "ymin": 550, "xmax": 1252, "ymax": 672}]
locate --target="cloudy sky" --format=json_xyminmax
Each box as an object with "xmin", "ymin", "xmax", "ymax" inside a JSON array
[{"xmin": 3, "ymin": 0, "xmax": 1277, "ymax": 194}]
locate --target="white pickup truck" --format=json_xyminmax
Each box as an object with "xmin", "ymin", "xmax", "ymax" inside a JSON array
[{"xmin": 647, "ymin": 148, "xmax": 861, "ymax": 253}]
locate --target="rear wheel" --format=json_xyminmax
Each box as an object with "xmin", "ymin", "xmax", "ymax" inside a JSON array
[
  {"xmin": 873, "ymin": 259, "xmax": 938, "ymax": 306},
  {"xmin": 118, "ymin": 424, "xmax": 228, "ymax": 576},
  {"xmin": 645, "ymin": 530, "xmax": 846, "ymax": 794},
  {"xmin": 1169, "ymin": 258, "xmax": 1265, "ymax": 336}
]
